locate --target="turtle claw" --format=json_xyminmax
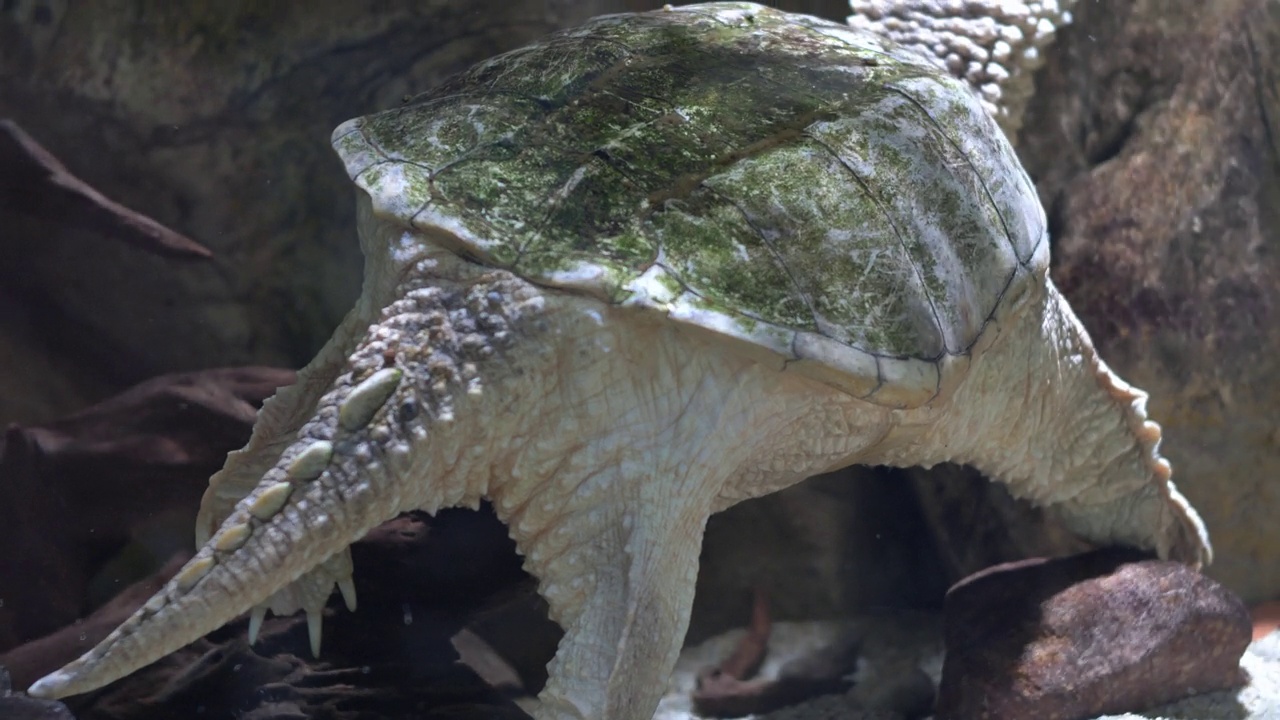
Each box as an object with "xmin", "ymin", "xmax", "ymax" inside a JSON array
[
  {"xmin": 306, "ymin": 609, "xmax": 324, "ymax": 657},
  {"xmin": 248, "ymin": 605, "xmax": 268, "ymax": 645},
  {"xmin": 337, "ymin": 577, "xmax": 358, "ymax": 612}
]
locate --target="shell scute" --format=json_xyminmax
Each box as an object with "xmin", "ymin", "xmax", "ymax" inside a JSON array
[{"xmin": 652, "ymin": 188, "xmax": 813, "ymax": 329}]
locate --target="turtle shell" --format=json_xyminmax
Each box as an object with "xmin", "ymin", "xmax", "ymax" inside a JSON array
[{"xmin": 331, "ymin": 2, "xmax": 1047, "ymax": 408}]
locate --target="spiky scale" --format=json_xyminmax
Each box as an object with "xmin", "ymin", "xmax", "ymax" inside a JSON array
[
  {"xmin": 339, "ymin": 368, "xmax": 403, "ymax": 430},
  {"xmin": 173, "ymin": 557, "xmax": 216, "ymax": 593},
  {"xmin": 213, "ymin": 523, "xmax": 252, "ymax": 552},
  {"xmin": 287, "ymin": 440, "xmax": 334, "ymax": 481},
  {"xmin": 248, "ymin": 482, "xmax": 294, "ymax": 521}
]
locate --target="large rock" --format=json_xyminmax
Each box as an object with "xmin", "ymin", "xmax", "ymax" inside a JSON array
[
  {"xmin": 937, "ymin": 549, "xmax": 1253, "ymax": 720},
  {"xmin": 0, "ymin": 0, "xmax": 849, "ymax": 424},
  {"xmin": 1016, "ymin": 0, "xmax": 1280, "ymax": 603},
  {"xmin": 1100, "ymin": 631, "xmax": 1280, "ymax": 719},
  {"xmin": 0, "ymin": 0, "xmax": 648, "ymax": 425}
]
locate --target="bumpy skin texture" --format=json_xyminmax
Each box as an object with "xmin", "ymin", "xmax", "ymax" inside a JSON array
[
  {"xmin": 847, "ymin": 0, "xmax": 1078, "ymax": 135},
  {"xmin": 29, "ymin": 4, "xmax": 1209, "ymax": 720}
]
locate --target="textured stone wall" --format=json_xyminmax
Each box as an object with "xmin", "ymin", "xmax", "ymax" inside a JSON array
[{"xmin": 1018, "ymin": 0, "xmax": 1280, "ymax": 604}]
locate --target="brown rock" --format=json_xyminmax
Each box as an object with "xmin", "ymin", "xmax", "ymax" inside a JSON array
[
  {"xmin": 937, "ymin": 548, "xmax": 1253, "ymax": 720},
  {"xmin": 1018, "ymin": 0, "xmax": 1280, "ymax": 603}
]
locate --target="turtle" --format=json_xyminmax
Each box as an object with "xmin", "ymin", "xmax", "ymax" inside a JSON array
[{"xmin": 28, "ymin": 4, "xmax": 1211, "ymax": 720}]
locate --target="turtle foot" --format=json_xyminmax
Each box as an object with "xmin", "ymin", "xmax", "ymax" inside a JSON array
[{"xmin": 246, "ymin": 549, "xmax": 357, "ymax": 656}]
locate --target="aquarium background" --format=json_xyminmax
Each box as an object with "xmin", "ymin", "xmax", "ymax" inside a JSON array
[{"xmin": 1, "ymin": 1, "xmax": 1278, "ymax": 718}]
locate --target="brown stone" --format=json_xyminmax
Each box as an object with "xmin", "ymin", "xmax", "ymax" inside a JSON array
[
  {"xmin": 937, "ymin": 549, "xmax": 1253, "ymax": 720},
  {"xmin": 1018, "ymin": 0, "xmax": 1280, "ymax": 604}
]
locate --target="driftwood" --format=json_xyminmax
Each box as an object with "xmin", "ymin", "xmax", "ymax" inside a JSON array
[
  {"xmin": 0, "ymin": 368, "xmax": 293, "ymax": 673},
  {"xmin": 0, "ymin": 120, "xmax": 211, "ymax": 259}
]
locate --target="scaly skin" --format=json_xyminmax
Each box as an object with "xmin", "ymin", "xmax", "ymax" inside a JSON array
[{"xmin": 847, "ymin": 0, "xmax": 1079, "ymax": 135}]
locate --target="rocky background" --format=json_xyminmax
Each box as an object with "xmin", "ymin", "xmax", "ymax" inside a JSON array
[{"xmin": 1, "ymin": 0, "xmax": 1278, "ymax": 718}]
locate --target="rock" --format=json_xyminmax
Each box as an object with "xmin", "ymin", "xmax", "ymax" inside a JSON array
[
  {"xmin": 937, "ymin": 549, "xmax": 1253, "ymax": 720},
  {"xmin": 1018, "ymin": 0, "xmax": 1280, "ymax": 604},
  {"xmin": 1096, "ymin": 629, "xmax": 1280, "ymax": 720},
  {"xmin": 0, "ymin": 0, "xmax": 851, "ymax": 427}
]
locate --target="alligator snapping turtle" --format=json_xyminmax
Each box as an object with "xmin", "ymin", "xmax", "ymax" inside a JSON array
[{"xmin": 29, "ymin": 3, "xmax": 1211, "ymax": 719}]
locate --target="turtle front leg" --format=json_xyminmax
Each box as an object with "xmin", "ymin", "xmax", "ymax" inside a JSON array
[
  {"xmin": 194, "ymin": 215, "xmax": 431, "ymax": 644},
  {"xmin": 496, "ymin": 488, "xmax": 711, "ymax": 720},
  {"xmin": 25, "ymin": 257, "xmax": 551, "ymax": 699},
  {"xmin": 192, "ymin": 299, "xmax": 374, "ymax": 653}
]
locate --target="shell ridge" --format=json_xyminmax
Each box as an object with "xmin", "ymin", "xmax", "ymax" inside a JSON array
[
  {"xmin": 801, "ymin": 129, "xmax": 947, "ymax": 355},
  {"xmin": 356, "ymin": 121, "xmax": 392, "ymax": 164},
  {"xmin": 353, "ymin": 159, "xmax": 394, "ymax": 183},
  {"xmin": 883, "ymin": 81, "xmax": 1021, "ymax": 264},
  {"xmin": 880, "ymin": 80, "xmax": 1029, "ymax": 354},
  {"xmin": 652, "ymin": 260, "xmax": 792, "ymax": 332},
  {"xmin": 701, "ymin": 184, "xmax": 819, "ymax": 326}
]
